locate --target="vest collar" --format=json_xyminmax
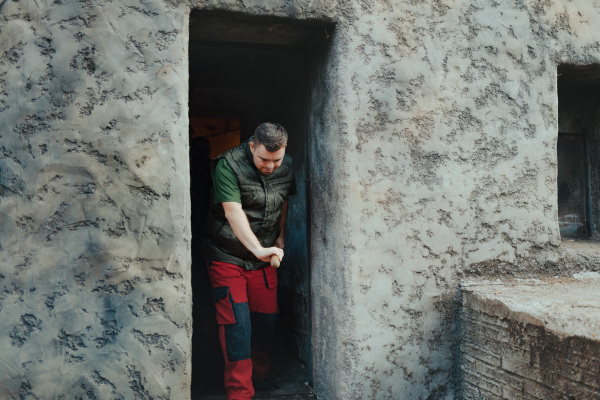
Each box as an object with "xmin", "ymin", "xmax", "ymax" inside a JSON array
[{"xmin": 243, "ymin": 140, "xmax": 255, "ymax": 170}]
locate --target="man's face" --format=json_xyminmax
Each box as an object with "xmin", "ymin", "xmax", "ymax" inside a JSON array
[{"xmin": 249, "ymin": 141, "xmax": 285, "ymax": 175}]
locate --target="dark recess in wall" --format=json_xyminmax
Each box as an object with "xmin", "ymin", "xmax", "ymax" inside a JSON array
[{"xmin": 189, "ymin": 10, "xmax": 335, "ymax": 397}]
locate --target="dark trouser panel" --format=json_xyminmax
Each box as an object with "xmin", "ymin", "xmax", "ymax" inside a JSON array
[{"xmin": 207, "ymin": 261, "xmax": 278, "ymax": 400}]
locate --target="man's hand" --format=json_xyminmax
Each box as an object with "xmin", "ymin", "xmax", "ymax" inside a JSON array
[
  {"xmin": 254, "ymin": 247, "xmax": 284, "ymax": 263},
  {"xmin": 274, "ymin": 234, "xmax": 285, "ymax": 250},
  {"xmin": 223, "ymin": 201, "xmax": 285, "ymax": 264}
]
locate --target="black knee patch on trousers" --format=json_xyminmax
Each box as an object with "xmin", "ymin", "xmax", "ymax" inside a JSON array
[
  {"xmin": 224, "ymin": 301, "xmax": 251, "ymax": 362},
  {"xmin": 250, "ymin": 312, "xmax": 277, "ymax": 352}
]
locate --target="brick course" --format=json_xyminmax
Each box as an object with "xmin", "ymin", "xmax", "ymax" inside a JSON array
[{"xmin": 462, "ymin": 287, "xmax": 600, "ymax": 400}]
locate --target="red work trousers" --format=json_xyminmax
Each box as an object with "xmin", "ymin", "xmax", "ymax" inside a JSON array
[{"xmin": 207, "ymin": 261, "xmax": 278, "ymax": 400}]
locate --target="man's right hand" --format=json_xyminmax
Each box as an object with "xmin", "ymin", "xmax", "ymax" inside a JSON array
[
  {"xmin": 254, "ymin": 247, "xmax": 283, "ymax": 263},
  {"xmin": 222, "ymin": 201, "xmax": 284, "ymax": 264}
]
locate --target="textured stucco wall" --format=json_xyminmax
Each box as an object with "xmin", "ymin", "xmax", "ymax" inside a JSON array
[
  {"xmin": 3, "ymin": 0, "xmax": 600, "ymax": 399},
  {"xmin": 0, "ymin": 1, "xmax": 191, "ymax": 398},
  {"xmin": 307, "ymin": 1, "xmax": 600, "ymax": 399},
  {"xmin": 304, "ymin": 1, "xmax": 600, "ymax": 399}
]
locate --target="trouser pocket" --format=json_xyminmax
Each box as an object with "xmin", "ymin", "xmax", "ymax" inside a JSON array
[
  {"xmin": 261, "ymin": 267, "xmax": 277, "ymax": 290},
  {"xmin": 212, "ymin": 286, "xmax": 236, "ymax": 325}
]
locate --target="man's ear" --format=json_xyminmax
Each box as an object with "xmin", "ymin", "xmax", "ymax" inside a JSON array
[{"xmin": 249, "ymin": 141, "xmax": 254, "ymax": 153}]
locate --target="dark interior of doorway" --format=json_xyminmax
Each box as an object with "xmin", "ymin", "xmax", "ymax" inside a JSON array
[{"xmin": 189, "ymin": 10, "xmax": 333, "ymax": 398}]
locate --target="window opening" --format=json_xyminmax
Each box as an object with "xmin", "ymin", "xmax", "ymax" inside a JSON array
[
  {"xmin": 557, "ymin": 64, "xmax": 600, "ymax": 239},
  {"xmin": 557, "ymin": 133, "xmax": 588, "ymax": 237}
]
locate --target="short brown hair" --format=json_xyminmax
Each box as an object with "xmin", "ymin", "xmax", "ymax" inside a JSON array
[{"xmin": 252, "ymin": 122, "xmax": 288, "ymax": 152}]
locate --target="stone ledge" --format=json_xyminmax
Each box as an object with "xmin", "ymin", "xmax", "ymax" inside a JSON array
[
  {"xmin": 462, "ymin": 274, "xmax": 600, "ymax": 339},
  {"xmin": 461, "ymin": 275, "xmax": 600, "ymax": 399}
]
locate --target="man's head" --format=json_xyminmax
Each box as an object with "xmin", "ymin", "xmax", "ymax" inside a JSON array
[{"xmin": 249, "ymin": 122, "xmax": 288, "ymax": 176}]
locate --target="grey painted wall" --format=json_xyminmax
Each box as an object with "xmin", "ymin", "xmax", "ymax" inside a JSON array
[{"xmin": 2, "ymin": 0, "xmax": 600, "ymax": 399}]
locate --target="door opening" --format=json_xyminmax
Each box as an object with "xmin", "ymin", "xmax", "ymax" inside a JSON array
[{"xmin": 189, "ymin": 11, "xmax": 333, "ymax": 398}]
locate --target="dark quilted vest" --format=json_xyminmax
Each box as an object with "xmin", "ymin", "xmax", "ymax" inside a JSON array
[{"xmin": 201, "ymin": 141, "xmax": 295, "ymax": 270}]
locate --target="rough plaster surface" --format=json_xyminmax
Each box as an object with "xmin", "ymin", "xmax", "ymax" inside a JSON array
[
  {"xmin": 3, "ymin": 0, "xmax": 600, "ymax": 399},
  {"xmin": 462, "ymin": 277, "xmax": 600, "ymax": 399},
  {"xmin": 0, "ymin": 0, "xmax": 191, "ymax": 398},
  {"xmin": 304, "ymin": 1, "xmax": 600, "ymax": 399}
]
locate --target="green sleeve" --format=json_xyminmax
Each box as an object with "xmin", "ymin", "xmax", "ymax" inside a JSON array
[{"xmin": 213, "ymin": 158, "xmax": 241, "ymax": 204}]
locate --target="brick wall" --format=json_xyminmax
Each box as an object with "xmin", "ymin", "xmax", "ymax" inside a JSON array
[{"xmin": 461, "ymin": 284, "xmax": 600, "ymax": 399}]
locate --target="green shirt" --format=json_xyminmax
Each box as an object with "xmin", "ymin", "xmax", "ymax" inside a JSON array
[{"xmin": 213, "ymin": 158, "xmax": 241, "ymax": 204}]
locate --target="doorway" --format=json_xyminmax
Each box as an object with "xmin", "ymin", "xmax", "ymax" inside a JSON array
[{"xmin": 189, "ymin": 10, "xmax": 333, "ymax": 398}]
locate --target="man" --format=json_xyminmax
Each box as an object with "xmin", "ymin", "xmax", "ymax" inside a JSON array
[{"xmin": 201, "ymin": 122, "xmax": 296, "ymax": 400}]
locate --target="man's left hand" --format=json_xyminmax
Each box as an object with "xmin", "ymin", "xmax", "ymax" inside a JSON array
[{"xmin": 274, "ymin": 235, "xmax": 285, "ymax": 249}]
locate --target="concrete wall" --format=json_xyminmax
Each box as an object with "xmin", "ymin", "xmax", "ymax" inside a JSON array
[
  {"xmin": 3, "ymin": 0, "xmax": 600, "ymax": 399},
  {"xmin": 305, "ymin": 1, "xmax": 600, "ymax": 399},
  {"xmin": 0, "ymin": 1, "xmax": 191, "ymax": 398}
]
